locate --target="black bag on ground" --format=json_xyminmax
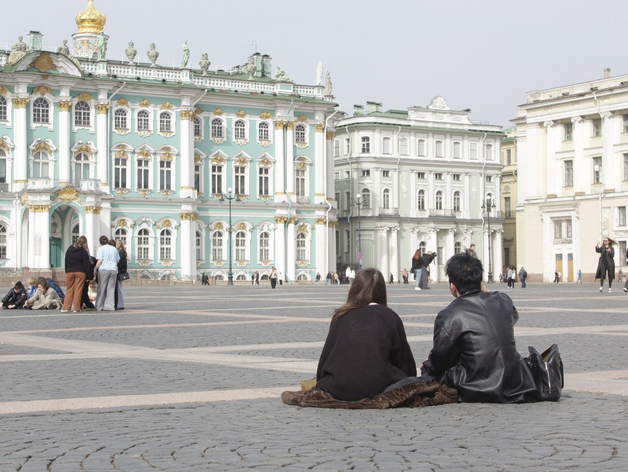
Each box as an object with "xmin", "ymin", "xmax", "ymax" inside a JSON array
[{"xmin": 525, "ymin": 344, "xmax": 564, "ymax": 401}]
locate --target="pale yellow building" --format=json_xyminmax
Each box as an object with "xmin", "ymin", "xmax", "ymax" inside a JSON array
[
  {"xmin": 500, "ymin": 127, "xmax": 517, "ymax": 277},
  {"xmin": 514, "ymin": 69, "xmax": 628, "ymax": 282}
]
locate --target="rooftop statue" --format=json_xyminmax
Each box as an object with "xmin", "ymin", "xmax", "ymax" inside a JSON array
[
  {"xmin": 324, "ymin": 71, "xmax": 333, "ymax": 96},
  {"xmin": 181, "ymin": 40, "xmax": 190, "ymax": 69},
  {"xmin": 147, "ymin": 43, "xmax": 159, "ymax": 67},
  {"xmin": 96, "ymin": 32, "xmax": 107, "ymax": 60},
  {"xmin": 125, "ymin": 41, "xmax": 137, "ymax": 65},
  {"xmin": 275, "ymin": 66, "xmax": 292, "ymax": 82},
  {"xmin": 7, "ymin": 36, "xmax": 28, "ymax": 65},
  {"xmin": 245, "ymin": 57, "xmax": 256, "ymax": 80},
  {"xmin": 56, "ymin": 39, "xmax": 70, "ymax": 56},
  {"xmin": 199, "ymin": 53, "xmax": 211, "ymax": 76}
]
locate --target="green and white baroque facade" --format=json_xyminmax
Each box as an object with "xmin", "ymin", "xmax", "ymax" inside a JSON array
[
  {"xmin": 332, "ymin": 99, "xmax": 504, "ymax": 282},
  {"xmin": 0, "ymin": 1, "xmax": 338, "ymax": 282}
]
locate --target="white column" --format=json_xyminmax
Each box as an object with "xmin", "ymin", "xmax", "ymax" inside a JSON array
[
  {"xmin": 601, "ymin": 112, "xmax": 614, "ymax": 191},
  {"xmin": 543, "ymin": 121, "xmax": 557, "ymax": 195},
  {"xmin": 84, "ymin": 206, "xmax": 99, "ymax": 255},
  {"xmin": 27, "ymin": 208, "xmax": 37, "ymax": 269},
  {"xmin": 464, "ymin": 173, "xmax": 471, "ymax": 218},
  {"xmin": 429, "ymin": 227, "xmax": 439, "ymax": 283},
  {"xmin": 180, "ymin": 211, "xmax": 195, "ymax": 280},
  {"xmin": 377, "ymin": 226, "xmax": 388, "ymax": 277},
  {"xmin": 484, "ymin": 228, "xmax": 490, "ymax": 282},
  {"xmin": 286, "ymin": 122, "xmax": 295, "ymax": 201},
  {"xmin": 58, "ymin": 100, "xmax": 72, "ymax": 185},
  {"xmin": 326, "ymin": 132, "xmax": 335, "ymax": 199},
  {"xmin": 179, "ymin": 110, "xmax": 195, "ymax": 199},
  {"xmin": 315, "ymin": 217, "xmax": 326, "ymax": 277},
  {"xmin": 12, "ymin": 98, "xmax": 29, "ymax": 192},
  {"xmin": 447, "ymin": 228, "xmax": 455, "ymax": 263},
  {"xmin": 286, "ymin": 216, "xmax": 297, "ymax": 282},
  {"xmin": 494, "ymin": 228, "xmax": 504, "ymax": 281},
  {"xmin": 389, "ymin": 226, "xmax": 399, "ymax": 283},
  {"xmin": 314, "ymin": 125, "xmax": 325, "ymax": 204},
  {"xmin": 35, "ymin": 207, "xmax": 51, "ymax": 270},
  {"xmin": 274, "ymin": 122, "xmax": 286, "ymax": 203},
  {"xmin": 96, "ymin": 103, "xmax": 109, "ymax": 190},
  {"xmin": 327, "ymin": 221, "xmax": 336, "ymax": 275},
  {"xmin": 274, "ymin": 216, "xmax": 286, "ymax": 280},
  {"xmin": 571, "ymin": 117, "xmax": 585, "ymax": 192}
]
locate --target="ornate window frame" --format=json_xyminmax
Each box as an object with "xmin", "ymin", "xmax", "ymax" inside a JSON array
[
  {"xmin": 294, "ymin": 123, "xmax": 309, "ymax": 148},
  {"xmin": 233, "ymin": 118, "xmax": 249, "ymax": 145},
  {"xmin": 257, "ymin": 120, "xmax": 272, "ymax": 146},
  {"xmin": 112, "ymin": 143, "xmax": 133, "ymax": 193},
  {"xmin": 294, "ymin": 155, "xmax": 311, "ymax": 200},
  {"xmin": 210, "ymin": 116, "xmax": 225, "ymax": 143},
  {"xmin": 256, "ymin": 153, "xmax": 274, "ymax": 201},
  {"xmin": 0, "ymin": 88, "xmax": 13, "ymax": 126},
  {"xmin": 210, "ymin": 152, "xmax": 227, "ymax": 197},
  {"xmin": 70, "ymin": 140, "xmax": 97, "ymax": 185},
  {"xmin": 0, "ymin": 136, "xmax": 15, "ymax": 191},
  {"xmin": 134, "ymin": 218, "xmax": 155, "ymax": 266},
  {"xmin": 113, "ymin": 106, "xmax": 131, "ymax": 135},
  {"xmin": 134, "ymin": 145, "xmax": 154, "ymax": 195},
  {"xmin": 194, "ymin": 150, "xmax": 206, "ymax": 197},
  {"xmin": 193, "ymin": 114, "xmax": 204, "ymax": 142},
  {"xmin": 30, "ymin": 94, "xmax": 54, "ymax": 131},
  {"xmin": 158, "ymin": 109, "xmax": 175, "ymax": 138},
  {"xmin": 156, "ymin": 218, "xmax": 178, "ymax": 266},
  {"xmin": 72, "ymin": 95, "xmax": 94, "ymax": 131},
  {"xmin": 136, "ymin": 107, "xmax": 153, "ymax": 137},
  {"xmin": 28, "ymin": 138, "xmax": 56, "ymax": 183},
  {"xmin": 256, "ymin": 221, "xmax": 275, "ymax": 266},
  {"xmin": 156, "ymin": 145, "xmax": 177, "ymax": 196},
  {"xmin": 233, "ymin": 220, "xmax": 252, "ymax": 266},
  {"xmin": 232, "ymin": 152, "xmax": 251, "ymax": 198},
  {"xmin": 210, "ymin": 221, "xmax": 227, "ymax": 266},
  {"xmin": 295, "ymin": 222, "xmax": 312, "ymax": 267}
]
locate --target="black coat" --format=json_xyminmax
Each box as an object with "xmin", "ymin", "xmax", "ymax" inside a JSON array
[
  {"xmin": 595, "ymin": 245, "xmax": 615, "ymax": 281},
  {"xmin": 118, "ymin": 249, "xmax": 128, "ymax": 274},
  {"xmin": 2, "ymin": 288, "xmax": 28, "ymax": 308},
  {"xmin": 422, "ymin": 290, "xmax": 537, "ymax": 403},
  {"xmin": 316, "ymin": 304, "xmax": 417, "ymax": 401},
  {"xmin": 65, "ymin": 245, "xmax": 92, "ymax": 275}
]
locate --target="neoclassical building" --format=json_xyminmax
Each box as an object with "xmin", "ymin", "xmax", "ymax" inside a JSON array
[
  {"xmin": 0, "ymin": 1, "xmax": 338, "ymax": 282},
  {"xmin": 501, "ymin": 127, "xmax": 518, "ymax": 274},
  {"xmin": 514, "ymin": 69, "xmax": 628, "ymax": 282},
  {"xmin": 332, "ymin": 98, "xmax": 504, "ymax": 282}
]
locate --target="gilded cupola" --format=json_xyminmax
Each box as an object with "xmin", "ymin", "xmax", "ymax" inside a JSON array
[{"xmin": 75, "ymin": 0, "xmax": 106, "ymax": 34}]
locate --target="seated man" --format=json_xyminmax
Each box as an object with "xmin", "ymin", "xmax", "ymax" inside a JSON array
[
  {"xmin": 2, "ymin": 281, "xmax": 28, "ymax": 309},
  {"xmin": 421, "ymin": 252, "xmax": 536, "ymax": 403}
]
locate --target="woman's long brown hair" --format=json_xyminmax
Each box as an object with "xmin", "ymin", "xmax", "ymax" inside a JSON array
[
  {"xmin": 412, "ymin": 249, "xmax": 421, "ymax": 260},
  {"xmin": 332, "ymin": 268, "xmax": 387, "ymax": 321}
]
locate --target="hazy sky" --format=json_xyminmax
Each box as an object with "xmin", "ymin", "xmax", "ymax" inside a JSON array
[{"xmin": 3, "ymin": 0, "xmax": 628, "ymax": 128}]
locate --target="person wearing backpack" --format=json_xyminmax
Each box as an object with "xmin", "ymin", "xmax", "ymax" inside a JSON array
[{"xmin": 518, "ymin": 267, "xmax": 527, "ymax": 288}]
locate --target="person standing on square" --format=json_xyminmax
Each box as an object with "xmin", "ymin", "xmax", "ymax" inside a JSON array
[{"xmin": 94, "ymin": 236, "xmax": 120, "ymax": 311}]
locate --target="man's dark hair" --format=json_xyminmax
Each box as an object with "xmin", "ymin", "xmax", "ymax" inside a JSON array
[
  {"xmin": 99, "ymin": 235, "xmax": 109, "ymax": 246},
  {"xmin": 445, "ymin": 252, "xmax": 483, "ymax": 295}
]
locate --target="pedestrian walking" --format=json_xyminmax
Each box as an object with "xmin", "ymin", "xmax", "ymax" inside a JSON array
[
  {"xmin": 269, "ymin": 267, "xmax": 278, "ymax": 289},
  {"xmin": 94, "ymin": 235, "xmax": 119, "ymax": 311},
  {"xmin": 401, "ymin": 268, "xmax": 408, "ymax": 284},
  {"xmin": 577, "ymin": 269, "xmax": 582, "ymax": 284},
  {"xmin": 411, "ymin": 249, "xmax": 422, "ymax": 291},
  {"xmin": 518, "ymin": 266, "xmax": 527, "ymax": 288}
]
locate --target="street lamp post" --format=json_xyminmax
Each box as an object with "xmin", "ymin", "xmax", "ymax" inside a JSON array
[
  {"xmin": 351, "ymin": 194, "xmax": 365, "ymax": 271},
  {"xmin": 220, "ymin": 188, "xmax": 240, "ymax": 286},
  {"xmin": 482, "ymin": 197, "xmax": 496, "ymax": 283}
]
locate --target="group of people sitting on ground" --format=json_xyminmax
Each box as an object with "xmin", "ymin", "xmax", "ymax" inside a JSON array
[
  {"xmin": 2, "ymin": 235, "xmax": 128, "ymax": 312},
  {"xmin": 296, "ymin": 252, "xmax": 547, "ymax": 406},
  {"xmin": 2, "ymin": 277, "xmax": 65, "ymax": 310}
]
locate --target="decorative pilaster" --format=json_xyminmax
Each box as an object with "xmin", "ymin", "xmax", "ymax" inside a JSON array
[
  {"xmin": 58, "ymin": 100, "xmax": 72, "ymax": 185},
  {"xmin": 96, "ymin": 102, "xmax": 109, "ymax": 188},
  {"xmin": 315, "ymin": 217, "xmax": 326, "ymax": 276},
  {"xmin": 286, "ymin": 121, "xmax": 295, "ymax": 200},
  {"xmin": 179, "ymin": 110, "xmax": 195, "ymax": 199},
  {"xmin": 12, "ymin": 98, "xmax": 29, "ymax": 192},
  {"xmin": 274, "ymin": 215, "xmax": 287, "ymax": 280},
  {"xmin": 274, "ymin": 121, "xmax": 286, "ymax": 203},
  {"xmin": 28, "ymin": 205, "xmax": 51, "ymax": 270},
  {"xmin": 494, "ymin": 228, "xmax": 504, "ymax": 283},
  {"xmin": 389, "ymin": 226, "xmax": 399, "ymax": 283},
  {"xmin": 376, "ymin": 226, "xmax": 388, "ymax": 277},
  {"xmin": 314, "ymin": 123, "xmax": 326, "ymax": 204},
  {"xmin": 84, "ymin": 205, "xmax": 101, "ymax": 251},
  {"xmin": 327, "ymin": 219, "xmax": 338, "ymax": 273},
  {"xmin": 180, "ymin": 210, "xmax": 197, "ymax": 280}
]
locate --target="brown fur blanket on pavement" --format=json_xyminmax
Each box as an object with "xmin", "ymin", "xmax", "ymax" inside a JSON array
[{"xmin": 282, "ymin": 381, "xmax": 458, "ymax": 409}]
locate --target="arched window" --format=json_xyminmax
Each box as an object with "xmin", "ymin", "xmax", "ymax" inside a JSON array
[
  {"xmin": 435, "ymin": 190, "xmax": 443, "ymax": 210},
  {"xmin": 382, "ymin": 137, "xmax": 391, "ymax": 154},
  {"xmin": 234, "ymin": 120, "xmax": 246, "ymax": 140},
  {"xmin": 295, "ymin": 124, "xmax": 306, "ymax": 144},
  {"xmin": 196, "ymin": 230, "xmax": 202, "ymax": 261},
  {"xmin": 236, "ymin": 274, "xmax": 247, "ymax": 281},
  {"xmin": 74, "ymin": 152, "xmax": 90, "ymax": 184},
  {"xmin": 137, "ymin": 228, "xmax": 150, "ymax": 260},
  {"xmin": 137, "ymin": 110, "xmax": 150, "ymax": 131},
  {"xmin": 32, "ymin": 151, "xmax": 49, "ymax": 178},
  {"xmin": 418, "ymin": 189, "xmax": 425, "ymax": 210},
  {"xmin": 159, "ymin": 228, "xmax": 172, "ymax": 260},
  {"xmin": 71, "ymin": 223, "xmax": 80, "ymax": 245},
  {"xmin": 115, "ymin": 227, "xmax": 128, "ymax": 248},
  {"xmin": 435, "ymin": 141, "xmax": 443, "ymax": 158},
  {"xmin": 235, "ymin": 231, "xmax": 246, "ymax": 260},
  {"xmin": 159, "ymin": 112, "xmax": 172, "ymax": 133},
  {"xmin": 417, "ymin": 139, "xmax": 426, "ymax": 156},
  {"xmin": 453, "ymin": 191, "xmax": 461, "ymax": 212},
  {"xmin": 259, "ymin": 231, "xmax": 269, "ymax": 260},
  {"xmin": 114, "ymin": 156, "xmax": 128, "ymax": 189},
  {"xmin": 455, "ymin": 242, "xmax": 462, "ymax": 254},
  {"xmin": 193, "ymin": 117, "xmax": 202, "ymax": 137},
  {"xmin": 419, "ymin": 241, "xmax": 426, "ymax": 254},
  {"xmin": 212, "ymin": 231, "xmax": 224, "ymax": 261},
  {"xmin": 74, "ymin": 101, "xmax": 91, "ymax": 127},
  {"xmin": 258, "ymin": 121, "xmax": 269, "ymax": 141},
  {"xmin": 382, "ymin": 189, "xmax": 390, "ymax": 209},
  {"xmin": 0, "ymin": 96, "xmax": 7, "ymax": 121},
  {"xmin": 485, "ymin": 143, "xmax": 494, "ymax": 160},
  {"xmin": 296, "ymin": 233, "xmax": 306, "ymax": 261},
  {"xmin": 114, "ymin": 109, "xmax": 128, "ymax": 130},
  {"xmin": 361, "ymin": 188, "xmax": 371, "ymax": 209},
  {"xmin": 33, "ymin": 97, "xmax": 50, "ymax": 124},
  {"xmin": 211, "ymin": 118, "xmax": 223, "ymax": 138},
  {"xmin": 0, "ymin": 224, "xmax": 6, "ymax": 259}
]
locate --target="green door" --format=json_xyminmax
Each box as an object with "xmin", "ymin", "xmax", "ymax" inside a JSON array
[{"xmin": 50, "ymin": 237, "xmax": 62, "ymax": 268}]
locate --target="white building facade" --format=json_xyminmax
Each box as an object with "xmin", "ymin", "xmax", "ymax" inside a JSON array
[
  {"xmin": 514, "ymin": 69, "xmax": 628, "ymax": 282},
  {"xmin": 332, "ymin": 98, "xmax": 503, "ymax": 282}
]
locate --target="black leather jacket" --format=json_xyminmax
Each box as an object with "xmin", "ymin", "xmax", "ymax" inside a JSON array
[{"xmin": 422, "ymin": 290, "xmax": 537, "ymax": 403}]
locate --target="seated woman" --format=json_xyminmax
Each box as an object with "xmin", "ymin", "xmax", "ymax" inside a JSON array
[
  {"xmin": 25, "ymin": 277, "xmax": 62, "ymax": 310},
  {"xmin": 315, "ymin": 267, "xmax": 418, "ymax": 401},
  {"xmin": 2, "ymin": 281, "xmax": 28, "ymax": 309}
]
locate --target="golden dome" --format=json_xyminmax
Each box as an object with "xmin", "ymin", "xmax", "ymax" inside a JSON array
[{"xmin": 75, "ymin": 0, "xmax": 106, "ymax": 34}]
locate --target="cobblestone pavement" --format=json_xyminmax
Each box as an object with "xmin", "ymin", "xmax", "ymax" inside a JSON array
[{"xmin": 0, "ymin": 281, "xmax": 627, "ymax": 471}]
